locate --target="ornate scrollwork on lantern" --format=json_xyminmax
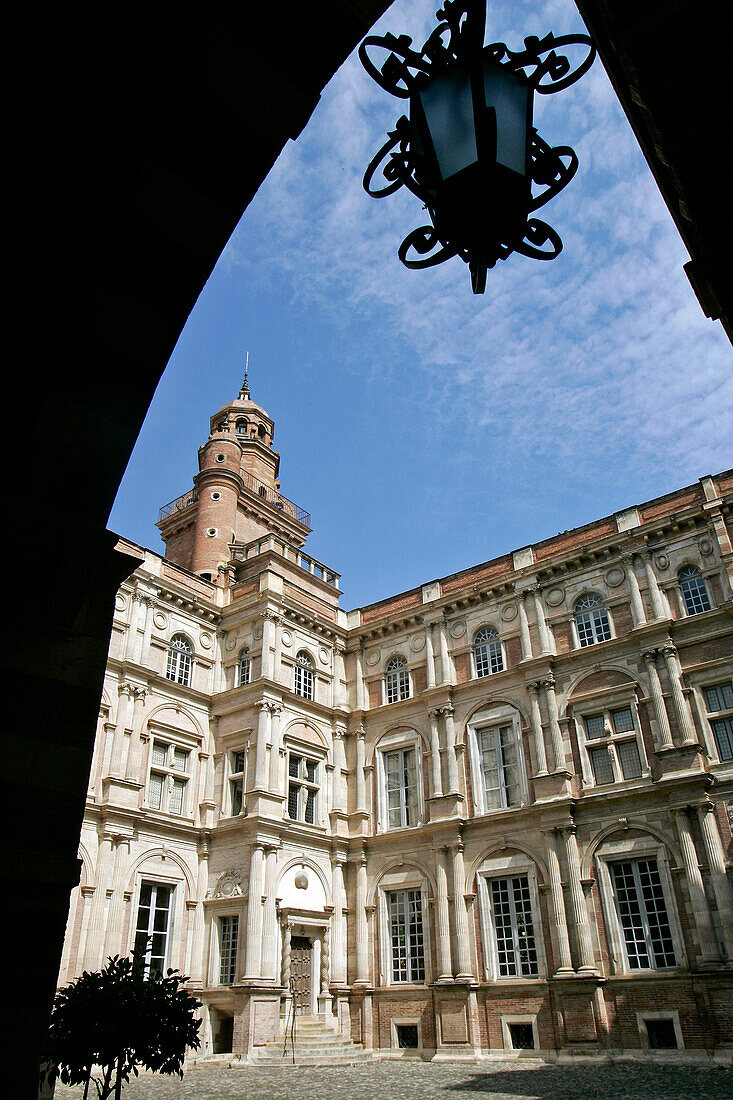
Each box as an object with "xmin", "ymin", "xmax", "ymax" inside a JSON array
[{"xmin": 360, "ymin": 1, "xmax": 595, "ymax": 291}]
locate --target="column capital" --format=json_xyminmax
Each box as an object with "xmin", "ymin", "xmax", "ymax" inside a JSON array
[
  {"xmin": 641, "ymin": 647, "xmax": 660, "ymax": 663},
  {"xmin": 660, "ymin": 641, "xmax": 678, "ymax": 659},
  {"xmin": 439, "ymin": 703, "xmax": 455, "ymax": 717},
  {"xmin": 334, "ymin": 640, "xmax": 346, "ymax": 656},
  {"xmin": 261, "ymin": 608, "xmax": 280, "ymax": 624}
]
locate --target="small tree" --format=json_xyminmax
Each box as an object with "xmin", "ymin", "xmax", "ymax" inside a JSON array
[{"xmin": 41, "ymin": 951, "xmax": 202, "ymax": 1099}]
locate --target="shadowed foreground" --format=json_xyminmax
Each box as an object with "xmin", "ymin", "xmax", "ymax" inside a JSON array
[{"xmin": 54, "ymin": 1060, "xmax": 733, "ymax": 1100}]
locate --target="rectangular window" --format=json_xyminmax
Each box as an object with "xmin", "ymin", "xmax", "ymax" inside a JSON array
[
  {"xmin": 703, "ymin": 682, "xmax": 733, "ymax": 761},
  {"xmin": 146, "ymin": 741, "xmax": 190, "ymax": 815},
  {"xmin": 387, "ymin": 889, "xmax": 425, "ymax": 983},
  {"xmin": 384, "ymin": 747, "xmax": 418, "ymax": 828},
  {"xmin": 609, "ymin": 858, "xmax": 677, "ymax": 970},
  {"xmin": 579, "ymin": 704, "xmax": 645, "ymax": 786},
  {"xmin": 488, "ymin": 874, "xmax": 539, "ymax": 978},
  {"xmin": 229, "ymin": 750, "xmax": 245, "ymax": 816},
  {"xmin": 286, "ymin": 753, "xmax": 319, "ymax": 824},
  {"xmin": 134, "ymin": 882, "xmax": 172, "ymax": 976},
  {"xmin": 219, "ymin": 914, "xmax": 239, "ymax": 985},
  {"xmin": 477, "ymin": 725, "xmax": 520, "ymax": 810}
]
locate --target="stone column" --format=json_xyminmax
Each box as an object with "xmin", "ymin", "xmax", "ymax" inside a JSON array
[
  {"xmin": 331, "ymin": 857, "xmax": 347, "ymax": 983},
  {"xmin": 438, "ymin": 616, "xmax": 455, "ymax": 685},
  {"xmin": 518, "ymin": 592, "xmax": 533, "ymax": 660},
  {"xmin": 675, "ymin": 809, "xmax": 719, "ymax": 964},
  {"xmin": 442, "ymin": 705, "xmax": 460, "ymax": 794},
  {"xmin": 124, "ymin": 587, "xmax": 142, "ymax": 660},
  {"xmin": 355, "ymin": 646, "xmax": 366, "ymax": 711},
  {"xmin": 254, "ymin": 702, "xmax": 271, "ymax": 790},
  {"xmin": 332, "ymin": 728, "xmax": 347, "ymax": 813},
  {"xmin": 281, "ymin": 920, "xmax": 292, "ymax": 988},
  {"xmin": 527, "ymin": 683, "xmax": 549, "ymax": 777},
  {"xmin": 140, "ymin": 594, "xmax": 156, "ymax": 665},
  {"xmin": 661, "ymin": 644, "xmax": 698, "ymax": 745},
  {"xmin": 321, "ymin": 926, "xmax": 331, "ymax": 994},
  {"xmin": 261, "ymin": 611, "xmax": 277, "ymax": 680},
  {"xmin": 561, "ymin": 826, "xmax": 596, "ymax": 972},
  {"xmin": 190, "ymin": 839, "xmax": 209, "ymax": 984},
  {"xmin": 261, "ymin": 846, "xmax": 279, "ymax": 981},
  {"xmin": 623, "ymin": 554, "xmax": 647, "ymax": 627},
  {"xmin": 643, "ymin": 551, "xmax": 668, "ymax": 621},
  {"xmin": 697, "ymin": 802, "xmax": 733, "ymax": 961},
  {"xmin": 334, "ymin": 643, "xmax": 347, "ymax": 708},
  {"xmin": 268, "ymin": 705, "xmax": 282, "ymax": 792},
  {"xmin": 105, "ymin": 835, "xmax": 131, "ymax": 958},
  {"xmin": 435, "ymin": 848, "xmax": 453, "ymax": 980},
  {"xmin": 355, "ymin": 728, "xmax": 367, "ymax": 814},
  {"xmin": 85, "ymin": 832, "xmax": 115, "ymax": 969},
  {"xmin": 452, "ymin": 842, "xmax": 473, "ymax": 979},
  {"xmin": 545, "ymin": 831, "xmax": 573, "ymax": 973},
  {"xmin": 109, "ymin": 684, "xmax": 132, "ymax": 777},
  {"xmin": 428, "ymin": 709, "xmax": 443, "ymax": 798},
  {"xmin": 532, "ymin": 587, "xmax": 553, "ymax": 656},
  {"xmin": 355, "ymin": 855, "xmax": 369, "ymax": 984},
  {"xmin": 125, "ymin": 687, "xmax": 148, "ymax": 781},
  {"xmin": 425, "ymin": 624, "xmax": 436, "ymax": 689},
  {"xmin": 244, "ymin": 843, "xmax": 265, "ymax": 978},
  {"xmin": 642, "ymin": 650, "xmax": 675, "ymax": 750},
  {"xmin": 542, "ymin": 677, "xmax": 566, "ymax": 772}
]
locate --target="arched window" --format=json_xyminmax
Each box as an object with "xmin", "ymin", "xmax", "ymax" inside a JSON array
[
  {"xmin": 473, "ymin": 626, "xmax": 504, "ymax": 677},
  {"xmin": 294, "ymin": 651, "xmax": 314, "ymax": 700},
  {"xmin": 678, "ymin": 564, "xmax": 711, "ymax": 616},
  {"xmin": 166, "ymin": 635, "xmax": 192, "ymax": 685},
  {"xmin": 237, "ymin": 648, "xmax": 251, "ymax": 687},
  {"xmin": 385, "ymin": 655, "xmax": 410, "ymax": 704},
  {"xmin": 574, "ymin": 593, "xmax": 612, "ymax": 647},
  {"xmin": 235, "ymin": 418, "xmax": 247, "ymax": 434}
]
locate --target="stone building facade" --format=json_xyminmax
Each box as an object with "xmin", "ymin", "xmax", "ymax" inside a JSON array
[{"xmin": 59, "ymin": 378, "xmax": 733, "ymax": 1062}]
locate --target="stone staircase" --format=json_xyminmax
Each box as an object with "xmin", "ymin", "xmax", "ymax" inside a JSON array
[{"xmin": 251, "ymin": 1014, "xmax": 371, "ymax": 1066}]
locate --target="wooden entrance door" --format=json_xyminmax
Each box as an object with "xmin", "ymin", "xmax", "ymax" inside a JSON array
[{"xmin": 291, "ymin": 936, "xmax": 313, "ymax": 1015}]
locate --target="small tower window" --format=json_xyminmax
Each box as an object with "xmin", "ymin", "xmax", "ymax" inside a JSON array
[
  {"xmin": 678, "ymin": 565, "xmax": 711, "ymax": 615},
  {"xmin": 385, "ymin": 655, "xmax": 410, "ymax": 704},
  {"xmin": 237, "ymin": 648, "xmax": 251, "ymax": 687},
  {"xmin": 166, "ymin": 635, "xmax": 192, "ymax": 686},
  {"xmin": 236, "ymin": 418, "xmax": 248, "ymax": 434},
  {"xmin": 294, "ymin": 651, "xmax": 314, "ymax": 699},
  {"xmin": 258, "ymin": 424, "xmax": 267, "ymax": 440},
  {"xmin": 574, "ymin": 593, "xmax": 612, "ymax": 647},
  {"xmin": 473, "ymin": 626, "xmax": 504, "ymax": 677}
]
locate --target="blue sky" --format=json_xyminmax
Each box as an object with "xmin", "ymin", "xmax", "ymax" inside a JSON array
[{"xmin": 109, "ymin": 0, "xmax": 732, "ymax": 609}]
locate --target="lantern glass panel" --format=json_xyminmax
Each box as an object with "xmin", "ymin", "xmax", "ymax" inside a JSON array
[
  {"xmin": 418, "ymin": 66, "xmax": 476, "ymax": 181},
  {"xmin": 482, "ymin": 62, "xmax": 529, "ymax": 175}
]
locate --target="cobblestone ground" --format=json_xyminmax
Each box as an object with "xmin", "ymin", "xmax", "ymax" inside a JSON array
[{"xmin": 54, "ymin": 1060, "xmax": 732, "ymax": 1100}]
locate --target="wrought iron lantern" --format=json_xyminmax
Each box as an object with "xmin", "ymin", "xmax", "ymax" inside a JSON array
[{"xmin": 360, "ymin": 0, "xmax": 595, "ymax": 292}]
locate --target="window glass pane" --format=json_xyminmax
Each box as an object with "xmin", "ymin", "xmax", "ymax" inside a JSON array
[
  {"xmin": 583, "ymin": 714, "xmax": 605, "ymax": 739},
  {"xmin": 711, "ymin": 718, "xmax": 733, "ymax": 761},
  {"xmin": 230, "ymin": 778, "xmax": 243, "ymax": 816},
  {"xmin": 135, "ymin": 883, "xmax": 171, "ymax": 976},
  {"xmin": 148, "ymin": 772, "xmax": 164, "ymax": 809},
  {"xmin": 289, "ymin": 755, "xmax": 301, "ymax": 778},
  {"xmin": 704, "ymin": 683, "xmax": 733, "ymax": 712},
  {"xmin": 151, "ymin": 741, "xmax": 167, "ymax": 766},
  {"xmin": 169, "ymin": 778, "xmax": 186, "ymax": 815},
  {"xmin": 617, "ymin": 739, "xmax": 642, "ymax": 779},
  {"xmin": 610, "ymin": 859, "xmax": 676, "ymax": 970},
  {"xmin": 388, "ymin": 889, "xmax": 424, "ymax": 982},
  {"xmin": 305, "ymin": 788, "xmax": 316, "ymax": 824},
  {"xmin": 232, "ymin": 750, "xmax": 245, "ymax": 774},
  {"xmin": 680, "ymin": 571, "xmax": 711, "ymax": 615},
  {"xmin": 173, "ymin": 747, "xmax": 189, "ymax": 772},
  {"xmin": 589, "ymin": 745, "xmax": 614, "ymax": 785},
  {"xmin": 489, "ymin": 874, "xmax": 538, "ymax": 977},
  {"xmin": 611, "ymin": 707, "xmax": 634, "ymax": 734},
  {"xmin": 305, "ymin": 759, "xmax": 317, "ymax": 783},
  {"xmin": 287, "ymin": 784, "xmax": 299, "ymax": 819}
]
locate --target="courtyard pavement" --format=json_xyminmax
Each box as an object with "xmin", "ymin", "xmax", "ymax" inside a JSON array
[{"xmin": 53, "ymin": 1059, "xmax": 732, "ymax": 1100}]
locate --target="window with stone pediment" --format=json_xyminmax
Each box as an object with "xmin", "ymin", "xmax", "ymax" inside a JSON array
[
  {"xmin": 134, "ymin": 881, "xmax": 173, "ymax": 977},
  {"xmin": 384, "ymin": 655, "xmax": 410, "ymax": 704},
  {"xmin": 678, "ymin": 564, "xmax": 712, "ymax": 616},
  {"xmin": 166, "ymin": 634, "xmax": 192, "ymax": 685},
  {"xmin": 467, "ymin": 704, "xmax": 527, "ymax": 815},
  {"xmin": 147, "ymin": 739, "xmax": 191, "ymax": 815},
  {"xmin": 387, "ymin": 889, "xmax": 425, "ymax": 983},
  {"xmin": 576, "ymin": 697, "xmax": 648, "ymax": 787},
  {"xmin": 574, "ymin": 593, "xmax": 612, "ymax": 647},
  {"xmin": 477, "ymin": 855, "xmax": 545, "ymax": 981},
  {"xmin": 294, "ymin": 650, "xmax": 314, "ymax": 700},
  {"xmin": 473, "ymin": 625, "xmax": 504, "ymax": 677},
  {"xmin": 286, "ymin": 751, "xmax": 320, "ymax": 824}
]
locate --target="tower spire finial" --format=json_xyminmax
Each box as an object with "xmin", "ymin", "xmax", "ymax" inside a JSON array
[{"xmin": 240, "ymin": 350, "xmax": 251, "ymax": 400}]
